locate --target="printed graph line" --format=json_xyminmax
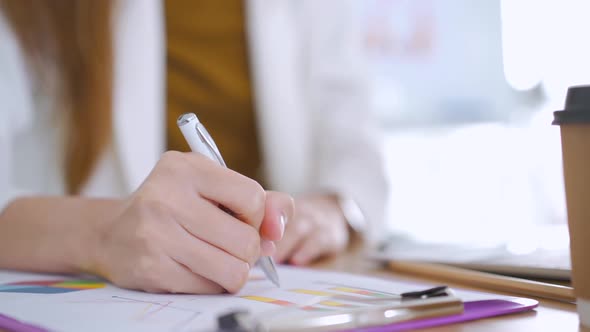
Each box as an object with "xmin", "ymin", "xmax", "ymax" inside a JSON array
[
  {"xmin": 67, "ymin": 298, "xmax": 141, "ymax": 304},
  {"xmin": 289, "ymin": 289, "xmax": 395, "ymax": 305},
  {"xmin": 240, "ymin": 295, "xmax": 325, "ymax": 311},
  {"xmin": 110, "ymin": 296, "xmax": 199, "ymax": 314},
  {"xmin": 135, "ymin": 303, "xmax": 153, "ymax": 320},
  {"xmin": 143, "ymin": 300, "xmax": 173, "ymax": 319},
  {"xmin": 314, "ymin": 281, "xmax": 398, "ymax": 297},
  {"xmin": 290, "ymin": 289, "xmax": 334, "ymax": 296},
  {"xmin": 240, "ymin": 295, "xmax": 295, "ymax": 307},
  {"xmin": 71, "ymin": 295, "xmax": 201, "ymax": 330},
  {"xmin": 317, "ymin": 300, "xmax": 358, "ymax": 308},
  {"xmin": 329, "ymin": 286, "xmax": 391, "ymax": 297},
  {"xmin": 112, "ymin": 296, "xmax": 200, "ymax": 330}
]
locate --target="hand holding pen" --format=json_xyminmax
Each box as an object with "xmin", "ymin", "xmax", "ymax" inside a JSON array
[
  {"xmin": 177, "ymin": 113, "xmax": 283, "ymax": 286},
  {"xmin": 92, "ymin": 115, "xmax": 293, "ymax": 294}
]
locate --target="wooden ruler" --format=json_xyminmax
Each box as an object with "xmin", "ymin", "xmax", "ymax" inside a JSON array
[{"xmin": 388, "ymin": 260, "xmax": 575, "ymax": 303}]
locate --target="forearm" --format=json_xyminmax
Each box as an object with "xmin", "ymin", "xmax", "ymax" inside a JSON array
[{"xmin": 0, "ymin": 196, "xmax": 123, "ymax": 274}]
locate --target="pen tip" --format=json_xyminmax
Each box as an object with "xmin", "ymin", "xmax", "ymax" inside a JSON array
[
  {"xmin": 270, "ymin": 276, "xmax": 281, "ymax": 288},
  {"xmin": 266, "ymin": 265, "xmax": 281, "ymax": 288},
  {"xmin": 258, "ymin": 257, "xmax": 281, "ymax": 288}
]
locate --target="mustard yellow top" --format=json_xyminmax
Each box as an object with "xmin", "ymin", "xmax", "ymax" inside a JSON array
[{"xmin": 165, "ymin": 0, "xmax": 262, "ymax": 182}]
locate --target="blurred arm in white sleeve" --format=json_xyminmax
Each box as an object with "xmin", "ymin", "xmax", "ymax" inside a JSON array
[
  {"xmin": 273, "ymin": 0, "xmax": 390, "ymax": 265},
  {"xmin": 305, "ymin": 0, "xmax": 389, "ymax": 245}
]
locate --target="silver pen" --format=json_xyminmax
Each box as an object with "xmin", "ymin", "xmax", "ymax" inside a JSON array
[{"xmin": 177, "ymin": 113, "xmax": 280, "ymax": 287}]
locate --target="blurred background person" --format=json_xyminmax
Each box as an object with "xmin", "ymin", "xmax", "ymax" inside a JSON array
[
  {"xmin": 0, "ymin": 0, "xmax": 389, "ymax": 280},
  {"xmin": 165, "ymin": 0, "xmax": 389, "ymax": 265}
]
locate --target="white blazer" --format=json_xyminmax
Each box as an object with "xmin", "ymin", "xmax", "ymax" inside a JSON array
[{"xmin": 0, "ymin": 0, "xmax": 389, "ymax": 243}]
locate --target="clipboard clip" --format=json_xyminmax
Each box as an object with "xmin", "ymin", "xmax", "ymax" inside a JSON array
[{"xmin": 400, "ymin": 285, "xmax": 451, "ymax": 300}]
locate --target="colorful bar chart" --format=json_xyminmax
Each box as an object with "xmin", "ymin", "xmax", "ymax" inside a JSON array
[
  {"xmin": 240, "ymin": 283, "xmax": 399, "ymax": 312},
  {"xmin": 240, "ymin": 295, "xmax": 296, "ymax": 307},
  {"xmin": 0, "ymin": 279, "xmax": 105, "ymax": 294},
  {"xmin": 290, "ymin": 289, "xmax": 396, "ymax": 305},
  {"xmin": 329, "ymin": 286, "xmax": 391, "ymax": 297},
  {"xmin": 289, "ymin": 289, "xmax": 335, "ymax": 297},
  {"xmin": 315, "ymin": 281, "xmax": 398, "ymax": 297},
  {"xmin": 317, "ymin": 300, "xmax": 357, "ymax": 308}
]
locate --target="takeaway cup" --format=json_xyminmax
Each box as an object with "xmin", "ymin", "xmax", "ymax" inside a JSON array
[{"xmin": 553, "ymin": 85, "xmax": 590, "ymax": 327}]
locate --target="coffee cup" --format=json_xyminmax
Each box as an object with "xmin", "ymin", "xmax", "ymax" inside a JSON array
[{"xmin": 553, "ymin": 85, "xmax": 590, "ymax": 327}]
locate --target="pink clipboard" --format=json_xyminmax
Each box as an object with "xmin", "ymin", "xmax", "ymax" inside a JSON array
[
  {"xmin": 349, "ymin": 297, "xmax": 538, "ymax": 332},
  {"xmin": 0, "ymin": 312, "xmax": 47, "ymax": 332},
  {"xmin": 0, "ymin": 298, "xmax": 538, "ymax": 332}
]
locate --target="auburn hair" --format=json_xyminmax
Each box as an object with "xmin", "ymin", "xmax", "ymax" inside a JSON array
[{"xmin": 1, "ymin": 0, "xmax": 114, "ymax": 194}]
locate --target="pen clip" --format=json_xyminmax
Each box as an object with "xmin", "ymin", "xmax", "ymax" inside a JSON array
[{"xmin": 195, "ymin": 123, "xmax": 227, "ymax": 167}]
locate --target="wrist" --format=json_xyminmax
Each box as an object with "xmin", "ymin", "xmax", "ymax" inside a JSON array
[
  {"xmin": 80, "ymin": 198, "xmax": 126, "ymax": 276},
  {"xmin": 0, "ymin": 196, "xmax": 125, "ymax": 275},
  {"xmin": 302, "ymin": 192, "xmax": 366, "ymax": 235},
  {"xmin": 331, "ymin": 194, "xmax": 366, "ymax": 235}
]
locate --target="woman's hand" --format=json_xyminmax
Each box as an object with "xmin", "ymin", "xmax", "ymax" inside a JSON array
[
  {"xmin": 274, "ymin": 194, "xmax": 349, "ymax": 266},
  {"xmin": 93, "ymin": 151, "xmax": 293, "ymax": 294}
]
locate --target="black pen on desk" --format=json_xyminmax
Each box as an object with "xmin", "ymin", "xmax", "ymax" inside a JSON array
[{"xmin": 177, "ymin": 113, "xmax": 281, "ymax": 287}]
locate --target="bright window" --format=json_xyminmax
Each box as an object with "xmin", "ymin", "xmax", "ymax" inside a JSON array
[{"xmin": 362, "ymin": 0, "xmax": 585, "ymax": 245}]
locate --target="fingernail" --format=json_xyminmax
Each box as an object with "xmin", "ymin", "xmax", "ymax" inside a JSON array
[{"xmin": 279, "ymin": 213, "xmax": 286, "ymax": 238}]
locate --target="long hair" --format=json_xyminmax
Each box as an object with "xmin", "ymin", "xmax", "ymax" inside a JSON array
[{"xmin": 1, "ymin": 0, "xmax": 114, "ymax": 194}]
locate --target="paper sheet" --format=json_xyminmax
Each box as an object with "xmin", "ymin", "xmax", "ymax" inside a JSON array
[{"xmin": 0, "ymin": 266, "xmax": 509, "ymax": 332}]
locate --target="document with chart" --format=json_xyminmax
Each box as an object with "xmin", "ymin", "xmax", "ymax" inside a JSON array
[{"xmin": 0, "ymin": 266, "xmax": 536, "ymax": 332}]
